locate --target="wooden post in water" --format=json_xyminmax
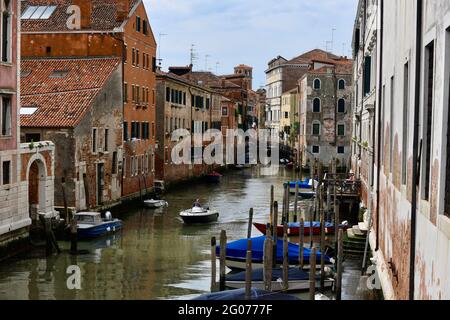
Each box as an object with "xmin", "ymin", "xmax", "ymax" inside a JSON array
[
  {"xmin": 286, "ymin": 183, "xmax": 290, "ymax": 224},
  {"xmin": 282, "ymin": 184, "xmax": 287, "ymax": 225},
  {"xmin": 294, "ymin": 182, "xmax": 299, "ymax": 222},
  {"xmin": 264, "ymin": 224, "xmax": 273, "ymax": 291},
  {"xmin": 61, "ymin": 177, "xmax": 69, "ymax": 225},
  {"xmin": 299, "ymin": 218, "xmax": 305, "ymax": 269},
  {"xmin": 219, "ymin": 230, "xmax": 227, "ymax": 291},
  {"xmin": 320, "ymin": 192, "xmax": 326, "ymax": 292},
  {"xmin": 272, "ymin": 202, "xmax": 279, "ymax": 268},
  {"xmin": 245, "ymin": 239, "xmax": 253, "ymax": 300},
  {"xmin": 336, "ymin": 229, "xmax": 344, "ymax": 301},
  {"xmin": 247, "ymin": 208, "xmax": 254, "ymax": 239},
  {"xmin": 309, "ymin": 247, "xmax": 317, "ymax": 300},
  {"xmin": 70, "ymin": 218, "xmax": 78, "ymax": 254},
  {"xmin": 83, "ymin": 173, "xmax": 90, "ymax": 210},
  {"xmin": 270, "ymin": 185, "xmax": 274, "ymax": 234},
  {"xmin": 282, "ymin": 223, "xmax": 289, "ymax": 292},
  {"xmin": 333, "ymin": 158, "xmax": 338, "ymax": 247},
  {"xmin": 211, "ymin": 237, "xmax": 217, "ymax": 292}
]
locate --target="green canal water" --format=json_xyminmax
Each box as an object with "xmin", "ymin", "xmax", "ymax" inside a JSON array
[{"xmin": 0, "ymin": 167, "xmax": 321, "ymax": 300}]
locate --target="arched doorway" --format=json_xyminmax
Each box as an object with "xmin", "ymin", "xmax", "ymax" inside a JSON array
[{"xmin": 27, "ymin": 159, "xmax": 47, "ymax": 221}]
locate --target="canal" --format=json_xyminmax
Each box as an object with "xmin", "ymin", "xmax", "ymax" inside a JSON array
[{"xmin": 0, "ymin": 168, "xmax": 369, "ymax": 300}]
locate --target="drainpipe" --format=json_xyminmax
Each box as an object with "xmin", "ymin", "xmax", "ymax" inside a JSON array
[
  {"xmin": 375, "ymin": 0, "xmax": 384, "ymax": 251},
  {"xmin": 409, "ymin": 0, "xmax": 423, "ymax": 301}
]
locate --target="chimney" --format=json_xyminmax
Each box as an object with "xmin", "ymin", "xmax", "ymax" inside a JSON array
[
  {"xmin": 115, "ymin": 0, "xmax": 130, "ymax": 22},
  {"xmin": 73, "ymin": 0, "xmax": 92, "ymax": 29}
]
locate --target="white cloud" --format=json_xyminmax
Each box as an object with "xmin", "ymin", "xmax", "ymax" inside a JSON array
[{"xmin": 144, "ymin": 0, "xmax": 358, "ymax": 89}]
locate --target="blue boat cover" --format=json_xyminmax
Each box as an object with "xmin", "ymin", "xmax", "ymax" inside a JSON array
[
  {"xmin": 287, "ymin": 221, "xmax": 335, "ymax": 229},
  {"xmin": 192, "ymin": 288, "xmax": 300, "ymax": 301},
  {"xmin": 217, "ymin": 236, "xmax": 330, "ymax": 264},
  {"xmin": 227, "ymin": 268, "xmax": 312, "ymax": 282}
]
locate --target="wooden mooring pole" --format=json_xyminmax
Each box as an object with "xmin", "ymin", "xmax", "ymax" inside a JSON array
[
  {"xmin": 309, "ymin": 247, "xmax": 317, "ymax": 300},
  {"xmin": 336, "ymin": 229, "xmax": 344, "ymax": 300},
  {"xmin": 263, "ymin": 224, "xmax": 273, "ymax": 292},
  {"xmin": 299, "ymin": 218, "xmax": 305, "ymax": 269},
  {"xmin": 272, "ymin": 202, "xmax": 279, "ymax": 268},
  {"xmin": 70, "ymin": 218, "xmax": 78, "ymax": 254},
  {"xmin": 320, "ymin": 192, "xmax": 326, "ymax": 292},
  {"xmin": 219, "ymin": 230, "xmax": 227, "ymax": 291},
  {"xmin": 245, "ymin": 239, "xmax": 253, "ymax": 300},
  {"xmin": 211, "ymin": 237, "xmax": 217, "ymax": 292},
  {"xmin": 294, "ymin": 182, "xmax": 299, "ymax": 222},
  {"xmin": 270, "ymin": 185, "xmax": 274, "ymax": 234},
  {"xmin": 247, "ymin": 208, "xmax": 254, "ymax": 239},
  {"xmin": 282, "ymin": 223, "xmax": 289, "ymax": 292}
]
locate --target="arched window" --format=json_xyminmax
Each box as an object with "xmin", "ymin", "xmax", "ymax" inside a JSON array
[
  {"xmin": 313, "ymin": 79, "xmax": 321, "ymax": 90},
  {"xmin": 313, "ymin": 98, "xmax": 321, "ymax": 113},
  {"xmin": 312, "ymin": 121, "xmax": 321, "ymax": 136},
  {"xmin": 338, "ymin": 79, "xmax": 345, "ymax": 90},
  {"xmin": 1, "ymin": 0, "xmax": 12, "ymax": 63},
  {"xmin": 338, "ymin": 99, "xmax": 345, "ymax": 113}
]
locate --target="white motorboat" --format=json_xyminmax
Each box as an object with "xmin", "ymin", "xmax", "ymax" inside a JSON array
[
  {"xmin": 143, "ymin": 199, "xmax": 168, "ymax": 209},
  {"xmin": 180, "ymin": 206, "xmax": 219, "ymax": 224}
]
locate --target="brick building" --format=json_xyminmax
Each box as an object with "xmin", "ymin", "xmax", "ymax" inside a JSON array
[
  {"xmin": 155, "ymin": 70, "xmax": 222, "ymax": 185},
  {"xmin": 298, "ymin": 57, "xmax": 353, "ymax": 168},
  {"xmin": 20, "ymin": 57, "xmax": 123, "ymax": 211},
  {"xmin": 1, "ymin": 0, "xmax": 55, "ymax": 252},
  {"xmin": 20, "ymin": 0, "xmax": 157, "ymax": 200}
]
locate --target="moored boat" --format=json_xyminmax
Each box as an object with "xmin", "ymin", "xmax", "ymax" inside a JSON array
[
  {"xmin": 180, "ymin": 206, "xmax": 219, "ymax": 224},
  {"xmin": 226, "ymin": 268, "xmax": 334, "ymax": 292},
  {"xmin": 205, "ymin": 171, "xmax": 222, "ymax": 183},
  {"xmin": 73, "ymin": 212, "xmax": 123, "ymax": 240},
  {"xmin": 192, "ymin": 288, "xmax": 300, "ymax": 301},
  {"xmin": 253, "ymin": 221, "xmax": 349, "ymax": 237},
  {"xmin": 217, "ymin": 236, "xmax": 331, "ymax": 271},
  {"xmin": 143, "ymin": 199, "xmax": 168, "ymax": 209},
  {"xmin": 288, "ymin": 179, "xmax": 318, "ymax": 195}
]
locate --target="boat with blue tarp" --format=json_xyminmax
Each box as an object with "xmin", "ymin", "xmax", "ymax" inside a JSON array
[
  {"xmin": 287, "ymin": 179, "xmax": 318, "ymax": 198},
  {"xmin": 216, "ymin": 236, "xmax": 332, "ymax": 270},
  {"xmin": 192, "ymin": 288, "xmax": 300, "ymax": 300},
  {"xmin": 73, "ymin": 212, "xmax": 123, "ymax": 240}
]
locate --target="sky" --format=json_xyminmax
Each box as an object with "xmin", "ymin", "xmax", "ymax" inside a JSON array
[{"xmin": 144, "ymin": 0, "xmax": 358, "ymax": 90}]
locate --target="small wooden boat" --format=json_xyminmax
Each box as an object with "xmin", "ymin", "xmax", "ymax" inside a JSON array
[
  {"xmin": 253, "ymin": 222, "xmax": 349, "ymax": 237},
  {"xmin": 73, "ymin": 212, "xmax": 123, "ymax": 240},
  {"xmin": 143, "ymin": 199, "xmax": 168, "ymax": 209},
  {"xmin": 226, "ymin": 268, "xmax": 334, "ymax": 292},
  {"xmin": 180, "ymin": 206, "xmax": 219, "ymax": 224},
  {"xmin": 217, "ymin": 236, "xmax": 332, "ymax": 271},
  {"xmin": 206, "ymin": 171, "xmax": 222, "ymax": 183},
  {"xmin": 193, "ymin": 288, "xmax": 300, "ymax": 301}
]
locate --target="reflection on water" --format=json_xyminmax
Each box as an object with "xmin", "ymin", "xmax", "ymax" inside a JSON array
[{"xmin": 0, "ymin": 167, "xmax": 311, "ymax": 300}]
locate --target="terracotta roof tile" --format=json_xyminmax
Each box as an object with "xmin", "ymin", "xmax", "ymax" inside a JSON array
[{"xmin": 21, "ymin": 57, "xmax": 120, "ymax": 128}]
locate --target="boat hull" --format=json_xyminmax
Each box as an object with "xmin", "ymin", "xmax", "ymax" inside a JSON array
[
  {"xmin": 181, "ymin": 213, "xmax": 219, "ymax": 224},
  {"xmin": 224, "ymin": 257, "xmax": 332, "ymax": 271},
  {"xmin": 143, "ymin": 200, "xmax": 167, "ymax": 208},
  {"xmin": 77, "ymin": 220, "xmax": 123, "ymax": 240},
  {"xmin": 253, "ymin": 222, "xmax": 346, "ymax": 237},
  {"xmin": 226, "ymin": 279, "xmax": 334, "ymax": 292}
]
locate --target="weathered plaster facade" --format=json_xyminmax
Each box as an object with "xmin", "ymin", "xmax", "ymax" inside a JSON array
[{"xmin": 352, "ymin": 0, "xmax": 450, "ymax": 300}]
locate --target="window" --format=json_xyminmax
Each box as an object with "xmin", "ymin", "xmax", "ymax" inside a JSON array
[
  {"xmin": 136, "ymin": 16, "xmax": 141, "ymax": 32},
  {"xmin": 25, "ymin": 133, "xmax": 41, "ymax": 142},
  {"xmin": 122, "ymin": 157, "xmax": 126, "ymax": 178},
  {"xmin": 338, "ymin": 79, "xmax": 345, "ymax": 90},
  {"xmin": 143, "ymin": 53, "xmax": 146, "ymax": 69},
  {"xmin": 183, "ymin": 92, "xmax": 186, "ymax": 105},
  {"xmin": 313, "ymin": 98, "xmax": 321, "ymax": 113},
  {"xmin": 312, "ymin": 122, "xmax": 321, "ymax": 135},
  {"xmin": 136, "ymin": 49, "xmax": 139, "ymax": 66},
  {"xmin": 123, "ymin": 121, "xmax": 128, "ymax": 141},
  {"xmin": 390, "ymin": 75, "xmax": 395, "ymax": 173},
  {"xmin": 364, "ymin": 56, "xmax": 372, "ymax": 95},
  {"xmin": 312, "ymin": 146, "xmax": 320, "ymax": 154},
  {"xmin": 337, "ymin": 146, "xmax": 345, "ymax": 154},
  {"xmin": 112, "ymin": 152, "xmax": 117, "ymax": 175},
  {"xmin": 152, "ymin": 122, "xmax": 155, "ymax": 139},
  {"xmin": 337, "ymin": 124, "xmax": 345, "ymax": 136},
  {"xmin": 423, "ymin": 41, "xmax": 435, "ymax": 200},
  {"xmin": 124, "ymin": 83, "xmax": 128, "ymax": 102},
  {"xmin": 222, "ymin": 107, "xmax": 228, "ymax": 116},
  {"xmin": 338, "ymin": 99, "xmax": 345, "ymax": 113},
  {"xmin": 206, "ymin": 98, "xmax": 210, "ymax": 109},
  {"xmin": 152, "ymin": 89, "xmax": 155, "ymax": 105},
  {"xmin": 284, "ymin": 112, "xmax": 289, "ymax": 119},
  {"xmin": 1, "ymin": 0, "xmax": 12, "ymax": 62},
  {"xmin": 92, "ymin": 128, "xmax": 97, "ymax": 153},
  {"xmin": 132, "ymin": 48, "xmax": 135, "ymax": 66},
  {"xmin": 143, "ymin": 20, "xmax": 148, "ymax": 35},
  {"xmin": 1, "ymin": 96, "xmax": 11, "ymax": 136},
  {"xmin": 152, "ymin": 57, "xmax": 157, "ymax": 72},
  {"xmin": 2, "ymin": 160, "xmax": 10, "ymax": 185},
  {"xmin": 104, "ymin": 128, "xmax": 109, "ymax": 152},
  {"xmin": 402, "ymin": 62, "xmax": 409, "ymax": 185},
  {"xmin": 166, "ymin": 87, "xmax": 171, "ymax": 102},
  {"xmin": 313, "ymin": 79, "xmax": 321, "ymax": 90}
]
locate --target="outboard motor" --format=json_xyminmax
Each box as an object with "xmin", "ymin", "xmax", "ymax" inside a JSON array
[{"xmin": 105, "ymin": 211, "xmax": 112, "ymax": 221}]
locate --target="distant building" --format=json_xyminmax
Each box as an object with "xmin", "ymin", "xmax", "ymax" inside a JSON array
[
  {"xmin": 155, "ymin": 71, "xmax": 222, "ymax": 185},
  {"xmin": 280, "ymin": 88, "xmax": 299, "ymax": 146},
  {"xmin": 20, "ymin": 0, "xmax": 158, "ymax": 201},
  {"xmin": 20, "ymin": 58, "xmax": 123, "ymax": 211},
  {"xmin": 351, "ymin": 0, "xmax": 450, "ymax": 300},
  {"xmin": 1, "ymin": 0, "xmax": 55, "ymax": 252},
  {"xmin": 298, "ymin": 55, "xmax": 353, "ymax": 168},
  {"xmin": 255, "ymin": 89, "xmax": 267, "ymax": 129}
]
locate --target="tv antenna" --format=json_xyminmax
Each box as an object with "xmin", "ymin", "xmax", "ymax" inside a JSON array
[
  {"xmin": 205, "ymin": 54, "xmax": 211, "ymax": 72},
  {"xmin": 190, "ymin": 44, "xmax": 199, "ymax": 69}
]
